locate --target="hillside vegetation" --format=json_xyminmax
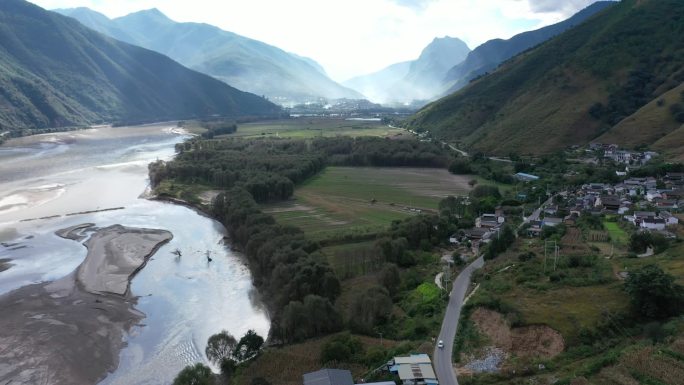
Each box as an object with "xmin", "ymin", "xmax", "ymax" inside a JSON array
[
  {"xmin": 441, "ymin": 1, "xmax": 614, "ymax": 95},
  {"xmin": 0, "ymin": 0, "xmax": 279, "ymax": 135},
  {"xmin": 406, "ymin": 0, "xmax": 684, "ymax": 156}
]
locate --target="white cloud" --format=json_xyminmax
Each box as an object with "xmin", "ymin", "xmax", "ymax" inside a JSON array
[{"xmin": 29, "ymin": 0, "xmax": 608, "ymax": 81}]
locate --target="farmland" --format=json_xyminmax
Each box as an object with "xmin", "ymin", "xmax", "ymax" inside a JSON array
[
  {"xmin": 220, "ymin": 118, "xmax": 407, "ymax": 139},
  {"xmin": 263, "ymin": 167, "xmax": 473, "ymax": 242},
  {"xmin": 603, "ymin": 220, "xmax": 629, "ymax": 246}
]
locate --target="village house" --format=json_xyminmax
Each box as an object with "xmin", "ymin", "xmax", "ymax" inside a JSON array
[
  {"xmin": 515, "ymin": 172, "xmax": 540, "ymax": 182},
  {"xmin": 389, "ymin": 354, "xmax": 439, "ymax": 385},
  {"xmin": 542, "ymin": 217, "xmax": 563, "ymax": 227},
  {"xmin": 641, "ymin": 216, "xmax": 666, "ymax": 231},
  {"xmin": 626, "ymin": 211, "xmax": 657, "ymax": 226},
  {"xmin": 646, "ymin": 190, "xmax": 663, "ymax": 202},
  {"xmin": 476, "ymin": 213, "xmax": 505, "ymax": 229},
  {"xmin": 660, "ymin": 211, "xmax": 680, "ymax": 227},
  {"xmin": 599, "ymin": 195, "xmax": 621, "ymax": 212},
  {"xmin": 303, "ymin": 369, "xmax": 354, "ymax": 385}
]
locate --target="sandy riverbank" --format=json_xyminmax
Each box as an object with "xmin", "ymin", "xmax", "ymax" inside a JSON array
[{"xmin": 0, "ymin": 224, "xmax": 172, "ymax": 385}]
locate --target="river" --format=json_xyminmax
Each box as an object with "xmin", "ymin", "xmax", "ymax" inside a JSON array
[{"xmin": 0, "ymin": 124, "xmax": 269, "ymax": 384}]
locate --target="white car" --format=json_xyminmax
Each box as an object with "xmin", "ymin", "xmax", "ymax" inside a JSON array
[{"xmin": 437, "ymin": 340, "xmax": 444, "ymax": 349}]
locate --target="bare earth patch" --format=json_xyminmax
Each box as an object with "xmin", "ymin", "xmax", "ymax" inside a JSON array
[{"xmin": 460, "ymin": 308, "xmax": 565, "ymax": 374}]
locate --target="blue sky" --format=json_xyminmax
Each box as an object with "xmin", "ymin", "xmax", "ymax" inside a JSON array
[{"xmin": 29, "ymin": 0, "xmax": 610, "ymax": 81}]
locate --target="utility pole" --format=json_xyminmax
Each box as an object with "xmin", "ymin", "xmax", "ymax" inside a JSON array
[
  {"xmin": 554, "ymin": 241, "xmax": 559, "ymax": 271},
  {"xmin": 544, "ymin": 240, "xmax": 548, "ymax": 273}
]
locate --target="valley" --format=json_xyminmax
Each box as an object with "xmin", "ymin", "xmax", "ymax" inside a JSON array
[{"xmin": 1, "ymin": 0, "xmax": 684, "ymax": 384}]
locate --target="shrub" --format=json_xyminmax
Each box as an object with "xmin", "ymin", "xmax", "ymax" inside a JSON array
[
  {"xmin": 172, "ymin": 363, "xmax": 212, "ymax": 385},
  {"xmin": 624, "ymin": 265, "xmax": 684, "ymax": 319},
  {"xmin": 321, "ymin": 333, "xmax": 363, "ymax": 364}
]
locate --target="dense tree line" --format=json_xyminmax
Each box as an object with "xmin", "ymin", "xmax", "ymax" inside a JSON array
[
  {"xmin": 313, "ymin": 136, "xmax": 450, "ymax": 168},
  {"xmin": 211, "ymin": 187, "xmax": 341, "ymax": 343},
  {"xmin": 449, "ymin": 154, "xmax": 515, "ymax": 184},
  {"xmin": 200, "ymin": 121, "xmax": 237, "ymax": 139},
  {"xmin": 150, "ymin": 139, "xmax": 326, "ymax": 202}
]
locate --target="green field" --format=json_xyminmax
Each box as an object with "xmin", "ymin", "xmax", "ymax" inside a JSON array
[
  {"xmin": 603, "ymin": 220, "xmax": 629, "ymax": 245},
  {"xmin": 263, "ymin": 166, "xmax": 473, "ymax": 242},
  {"xmin": 227, "ymin": 118, "xmax": 407, "ymax": 139}
]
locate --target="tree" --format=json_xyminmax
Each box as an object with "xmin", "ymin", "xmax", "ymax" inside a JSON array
[
  {"xmin": 624, "ymin": 265, "xmax": 684, "ymax": 319},
  {"xmin": 484, "ymin": 225, "xmax": 516, "ymax": 260},
  {"xmin": 205, "ymin": 330, "xmax": 237, "ymax": 365},
  {"xmin": 172, "ymin": 363, "xmax": 212, "ymax": 385},
  {"xmin": 470, "ymin": 185, "xmax": 501, "ymax": 199},
  {"xmin": 449, "ymin": 159, "xmax": 472, "ymax": 174},
  {"xmin": 349, "ymin": 286, "xmax": 393, "ymax": 334},
  {"xmin": 234, "ymin": 330, "xmax": 264, "ymax": 361},
  {"xmin": 380, "ymin": 263, "xmax": 401, "ymax": 295},
  {"xmin": 320, "ymin": 333, "xmax": 363, "ymax": 364}
]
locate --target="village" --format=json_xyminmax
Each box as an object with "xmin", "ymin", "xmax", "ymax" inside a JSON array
[{"xmin": 449, "ymin": 144, "xmax": 682, "ymax": 259}]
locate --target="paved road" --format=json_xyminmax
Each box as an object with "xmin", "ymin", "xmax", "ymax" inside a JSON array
[{"xmin": 434, "ymin": 256, "xmax": 485, "ymax": 385}]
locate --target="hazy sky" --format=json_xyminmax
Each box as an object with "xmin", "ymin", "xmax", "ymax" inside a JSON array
[{"xmin": 29, "ymin": 0, "xmax": 608, "ymax": 81}]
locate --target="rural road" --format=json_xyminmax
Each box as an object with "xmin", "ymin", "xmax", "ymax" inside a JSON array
[{"xmin": 434, "ymin": 256, "xmax": 485, "ymax": 385}]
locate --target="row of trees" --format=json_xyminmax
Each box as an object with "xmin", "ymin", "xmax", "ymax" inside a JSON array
[
  {"xmin": 211, "ymin": 187, "xmax": 341, "ymax": 343},
  {"xmin": 200, "ymin": 121, "xmax": 237, "ymax": 139},
  {"xmin": 313, "ymin": 136, "xmax": 450, "ymax": 168}
]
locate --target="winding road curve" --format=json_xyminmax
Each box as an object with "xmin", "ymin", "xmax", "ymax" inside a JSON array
[{"xmin": 433, "ymin": 256, "xmax": 485, "ymax": 385}]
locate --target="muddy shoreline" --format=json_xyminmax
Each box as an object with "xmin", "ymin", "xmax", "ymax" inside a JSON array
[{"xmin": 0, "ymin": 224, "xmax": 172, "ymax": 385}]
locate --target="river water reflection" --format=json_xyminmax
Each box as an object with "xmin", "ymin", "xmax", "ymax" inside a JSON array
[{"xmin": 0, "ymin": 124, "xmax": 269, "ymax": 384}]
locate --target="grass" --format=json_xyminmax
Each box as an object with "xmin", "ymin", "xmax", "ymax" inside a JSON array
[
  {"xmin": 499, "ymin": 283, "xmax": 628, "ymax": 341},
  {"xmin": 221, "ymin": 118, "xmax": 407, "ymax": 139},
  {"xmin": 153, "ymin": 179, "xmax": 215, "ymax": 206},
  {"xmin": 264, "ymin": 166, "xmax": 474, "ymax": 242},
  {"xmin": 468, "ymin": 238, "xmax": 629, "ymax": 342},
  {"xmin": 603, "ymin": 220, "xmax": 629, "ymax": 245}
]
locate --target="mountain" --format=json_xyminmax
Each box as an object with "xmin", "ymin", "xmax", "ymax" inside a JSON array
[
  {"xmin": 405, "ymin": 0, "xmax": 684, "ymax": 157},
  {"xmin": 343, "ymin": 61, "xmax": 412, "ymax": 104},
  {"xmin": 344, "ymin": 37, "xmax": 470, "ymax": 104},
  {"xmin": 442, "ymin": 2, "xmax": 614, "ymax": 95},
  {"xmin": 400, "ymin": 37, "xmax": 471, "ymax": 99},
  {"xmin": 0, "ymin": 0, "xmax": 279, "ymax": 133},
  {"xmin": 56, "ymin": 8, "xmax": 364, "ymax": 105}
]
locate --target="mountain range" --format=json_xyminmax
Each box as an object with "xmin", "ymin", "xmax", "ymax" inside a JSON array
[
  {"xmin": 345, "ymin": 3, "xmax": 612, "ymax": 105},
  {"xmin": 0, "ymin": 0, "xmax": 279, "ymax": 134},
  {"xmin": 406, "ymin": 0, "xmax": 684, "ymax": 158},
  {"xmin": 441, "ymin": 1, "xmax": 615, "ymax": 95},
  {"xmin": 55, "ymin": 7, "xmax": 363, "ymax": 105},
  {"xmin": 344, "ymin": 37, "xmax": 471, "ymax": 104}
]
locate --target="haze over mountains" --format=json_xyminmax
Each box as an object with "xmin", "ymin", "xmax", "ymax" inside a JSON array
[
  {"xmin": 407, "ymin": 0, "xmax": 684, "ymax": 158},
  {"xmin": 344, "ymin": 37, "xmax": 471, "ymax": 104},
  {"xmin": 0, "ymin": 0, "xmax": 279, "ymax": 134},
  {"xmin": 55, "ymin": 7, "xmax": 364, "ymax": 105},
  {"xmin": 345, "ymin": 2, "xmax": 613, "ymax": 105}
]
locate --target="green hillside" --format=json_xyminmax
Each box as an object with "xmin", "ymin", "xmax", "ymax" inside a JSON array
[
  {"xmin": 0, "ymin": 0, "xmax": 280, "ymax": 135},
  {"xmin": 406, "ymin": 0, "xmax": 684, "ymax": 156}
]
